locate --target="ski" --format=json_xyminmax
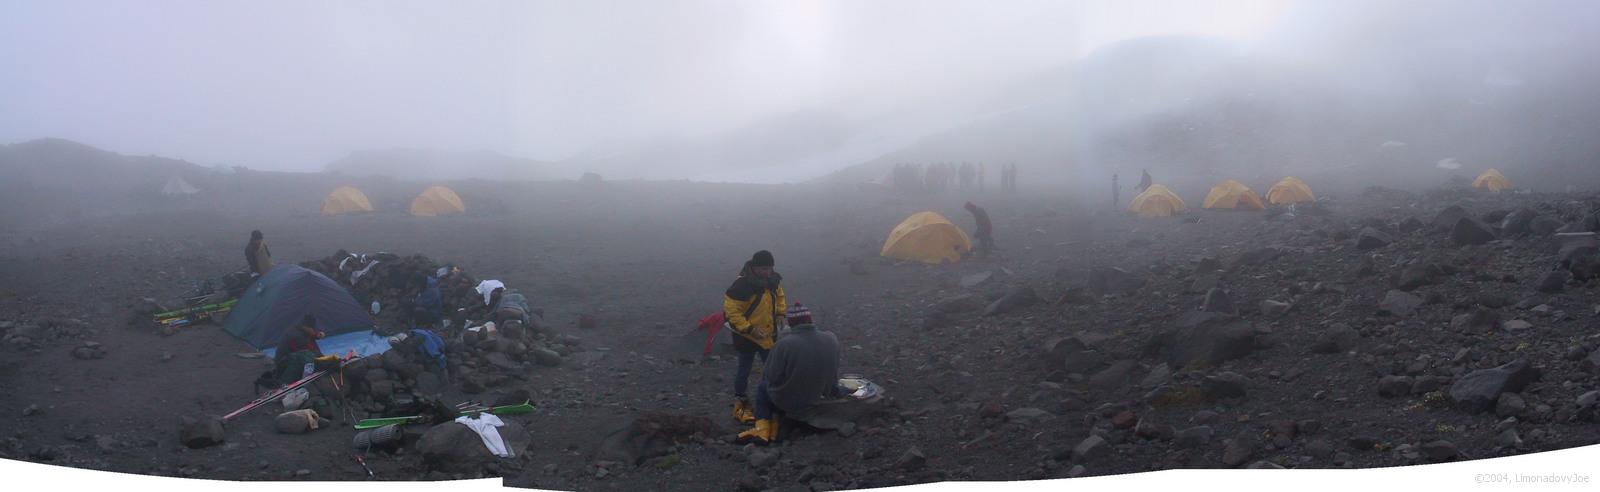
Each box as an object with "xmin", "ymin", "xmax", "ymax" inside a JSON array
[
  {"xmin": 223, "ymin": 355, "xmax": 361, "ymax": 421},
  {"xmin": 352, "ymin": 401, "xmax": 534, "ymax": 430}
]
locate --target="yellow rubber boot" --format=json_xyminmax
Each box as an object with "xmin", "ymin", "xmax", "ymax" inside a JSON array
[
  {"xmin": 737, "ymin": 418, "xmax": 777, "ymax": 444},
  {"xmin": 732, "ymin": 399, "xmax": 755, "ymax": 424}
]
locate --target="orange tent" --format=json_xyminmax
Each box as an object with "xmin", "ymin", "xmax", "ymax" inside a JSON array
[{"xmin": 1202, "ymin": 180, "xmax": 1265, "ymax": 210}]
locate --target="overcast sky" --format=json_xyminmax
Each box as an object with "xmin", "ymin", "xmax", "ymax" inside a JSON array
[{"xmin": 0, "ymin": 0, "xmax": 1292, "ymax": 172}]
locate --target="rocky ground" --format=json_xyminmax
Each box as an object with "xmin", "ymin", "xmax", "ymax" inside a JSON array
[{"xmin": 1, "ymin": 179, "xmax": 1598, "ymax": 491}]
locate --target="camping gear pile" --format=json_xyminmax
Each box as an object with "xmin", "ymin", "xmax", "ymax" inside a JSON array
[{"xmin": 297, "ymin": 251, "xmax": 484, "ymax": 333}]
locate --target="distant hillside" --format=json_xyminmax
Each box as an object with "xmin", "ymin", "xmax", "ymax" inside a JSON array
[
  {"xmin": 0, "ymin": 138, "xmax": 208, "ymax": 191},
  {"xmin": 324, "ymin": 148, "xmax": 555, "ymax": 182}
]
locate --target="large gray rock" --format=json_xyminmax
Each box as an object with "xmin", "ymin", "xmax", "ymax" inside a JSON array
[
  {"xmin": 932, "ymin": 294, "xmax": 987, "ymax": 315},
  {"xmin": 1530, "ymin": 216, "xmax": 1563, "ymax": 237},
  {"xmin": 1145, "ymin": 312, "xmax": 1256, "ymax": 369},
  {"xmin": 1450, "ymin": 308, "xmax": 1501, "ymax": 333},
  {"xmin": 594, "ymin": 413, "xmax": 724, "ymax": 466},
  {"xmin": 1088, "ymin": 360, "xmax": 1139, "ymax": 389},
  {"xmin": 1355, "ymin": 227, "xmax": 1392, "ymax": 250},
  {"xmin": 1452, "ymin": 217, "xmax": 1497, "ymax": 246},
  {"xmin": 418, "ymin": 419, "xmax": 531, "ymax": 474},
  {"xmin": 1431, "ymin": 205, "xmax": 1468, "ymax": 231},
  {"xmin": 1393, "ymin": 263, "xmax": 1441, "ymax": 291},
  {"xmin": 179, "ymin": 416, "xmax": 225, "ymax": 449},
  {"xmin": 531, "ymin": 347, "xmax": 563, "ymax": 367},
  {"xmin": 1536, "ymin": 269, "xmax": 1569, "ymax": 294},
  {"xmin": 1308, "ymin": 323, "xmax": 1361, "ymax": 354},
  {"xmin": 1203, "ymin": 372, "xmax": 1249, "ymax": 399},
  {"xmin": 1200, "ymin": 288, "xmax": 1236, "ymax": 315},
  {"xmin": 983, "ymin": 285, "xmax": 1041, "ymax": 317},
  {"xmin": 1450, "ymin": 359, "xmax": 1540, "ymax": 413},
  {"xmin": 1377, "ymin": 290, "xmax": 1424, "ymax": 317},
  {"xmin": 1072, "ymin": 435, "xmax": 1108, "ymax": 461},
  {"xmin": 1377, "ymin": 375, "xmax": 1412, "ymax": 397},
  {"xmin": 1500, "ymin": 208, "xmax": 1538, "ymax": 238}
]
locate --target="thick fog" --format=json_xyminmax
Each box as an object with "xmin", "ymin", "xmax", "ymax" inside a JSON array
[{"xmin": 1, "ymin": 0, "xmax": 1596, "ymax": 186}]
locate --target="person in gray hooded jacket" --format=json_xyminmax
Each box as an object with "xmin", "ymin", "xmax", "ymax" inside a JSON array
[{"xmin": 737, "ymin": 303, "xmax": 842, "ymax": 444}]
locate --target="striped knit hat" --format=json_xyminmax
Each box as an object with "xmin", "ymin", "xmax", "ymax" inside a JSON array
[{"xmin": 785, "ymin": 303, "xmax": 812, "ymax": 325}]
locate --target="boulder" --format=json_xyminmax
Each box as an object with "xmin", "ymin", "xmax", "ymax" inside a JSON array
[
  {"xmin": 1202, "ymin": 372, "xmax": 1248, "ymax": 399},
  {"xmin": 1431, "ymin": 205, "xmax": 1467, "ymax": 231},
  {"xmin": 1200, "ymin": 288, "xmax": 1236, "ymax": 315},
  {"xmin": 1144, "ymin": 312, "xmax": 1256, "ymax": 369},
  {"xmin": 1530, "ymin": 216, "xmax": 1563, "ymax": 237},
  {"xmin": 1419, "ymin": 440, "xmax": 1460, "ymax": 462},
  {"xmin": 1259, "ymin": 300, "xmax": 1292, "ymax": 317},
  {"xmin": 179, "ymin": 416, "xmax": 225, "ymax": 449},
  {"xmin": 1450, "ymin": 308, "xmax": 1501, "ymax": 333},
  {"xmin": 1309, "ymin": 323, "xmax": 1361, "ymax": 354},
  {"xmin": 1088, "ymin": 360, "xmax": 1139, "ymax": 389},
  {"xmin": 594, "ymin": 413, "xmax": 724, "ymax": 466},
  {"xmin": 1393, "ymin": 263, "xmax": 1441, "ymax": 291},
  {"xmin": 1536, "ymin": 269, "xmax": 1569, "ymax": 293},
  {"xmin": 273, "ymin": 409, "xmax": 324, "ymax": 434},
  {"xmin": 1452, "ymin": 218, "xmax": 1497, "ymax": 246},
  {"xmin": 1377, "ymin": 375, "xmax": 1412, "ymax": 397},
  {"xmin": 1355, "ymin": 227, "xmax": 1392, "ymax": 250},
  {"xmin": 932, "ymin": 294, "xmax": 986, "ymax": 315},
  {"xmin": 1499, "ymin": 208, "xmax": 1538, "ymax": 237},
  {"xmin": 531, "ymin": 347, "xmax": 563, "ymax": 367},
  {"xmin": 894, "ymin": 447, "xmax": 926, "ymax": 471},
  {"xmin": 418, "ymin": 419, "xmax": 532, "ymax": 474},
  {"xmin": 1377, "ymin": 290, "xmax": 1424, "ymax": 317},
  {"xmin": 1495, "ymin": 393, "xmax": 1527, "ymax": 417},
  {"xmin": 1072, "ymin": 435, "xmax": 1108, "ymax": 461},
  {"xmin": 1449, "ymin": 359, "xmax": 1540, "ymax": 413}
]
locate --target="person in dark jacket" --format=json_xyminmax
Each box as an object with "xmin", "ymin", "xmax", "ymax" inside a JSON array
[
  {"xmin": 273, "ymin": 314, "xmax": 324, "ymax": 385},
  {"xmin": 738, "ymin": 303, "xmax": 841, "ymax": 444},
  {"xmin": 245, "ymin": 230, "xmax": 273, "ymax": 276},
  {"xmin": 1138, "ymin": 169, "xmax": 1153, "ymax": 193},
  {"xmin": 964, "ymin": 201, "xmax": 995, "ymax": 257},
  {"xmin": 412, "ymin": 274, "xmax": 444, "ymax": 327},
  {"xmin": 723, "ymin": 250, "xmax": 786, "ymax": 424}
]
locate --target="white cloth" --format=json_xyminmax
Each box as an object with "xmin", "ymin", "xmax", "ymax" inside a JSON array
[
  {"xmin": 454, "ymin": 414, "xmax": 511, "ymax": 458},
  {"xmin": 350, "ymin": 260, "xmax": 381, "ymax": 285},
  {"xmin": 475, "ymin": 280, "xmax": 505, "ymax": 306}
]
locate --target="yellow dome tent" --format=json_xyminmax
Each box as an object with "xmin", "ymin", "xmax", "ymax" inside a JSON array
[
  {"xmin": 1265, "ymin": 177, "xmax": 1316, "ymax": 205},
  {"xmin": 409, "ymin": 186, "xmax": 466, "ymax": 217},
  {"xmin": 1473, "ymin": 168, "xmax": 1512, "ymax": 192},
  {"xmin": 880, "ymin": 212, "xmax": 971, "ymax": 264},
  {"xmin": 320, "ymin": 186, "xmax": 374, "ymax": 215},
  {"xmin": 1127, "ymin": 184, "xmax": 1188, "ymax": 217},
  {"xmin": 1202, "ymin": 180, "xmax": 1265, "ymax": 210}
]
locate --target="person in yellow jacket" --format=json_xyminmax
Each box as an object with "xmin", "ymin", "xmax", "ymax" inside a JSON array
[{"xmin": 724, "ymin": 250, "xmax": 786, "ymax": 424}]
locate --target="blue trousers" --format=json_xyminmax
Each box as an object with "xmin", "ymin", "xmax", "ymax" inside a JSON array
[
  {"xmin": 733, "ymin": 338, "xmax": 769, "ymax": 398},
  {"xmin": 754, "ymin": 379, "xmax": 778, "ymax": 420}
]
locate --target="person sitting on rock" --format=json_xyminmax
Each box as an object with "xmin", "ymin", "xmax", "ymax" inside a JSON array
[
  {"xmin": 724, "ymin": 250, "xmax": 786, "ymax": 424},
  {"xmin": 738, "ymin": 303, "xmax": 842, "ymax": 444},
  {"xmin": 273, "ymin": 314, "xmax": 325, "ymax": 385},
  {"xmin": 488, "ymin": 286, "xmax": 533, "ymax": 328}
]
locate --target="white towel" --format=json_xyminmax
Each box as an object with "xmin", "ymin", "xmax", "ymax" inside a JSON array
[
  {"xmin": 475, "ymin": 280, "xmax": 505, "ymax": 306},
  {"xmin": 454, "ymin": 414, "xmax": 511, "ymax": 458}
]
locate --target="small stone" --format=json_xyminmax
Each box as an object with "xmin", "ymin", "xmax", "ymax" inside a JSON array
[
  {"xmin": 1305, "ymin": 439, "xmax": 1335, "ymax": 459},
  {"xmin": 1221, "ymin": 439, "xmax": 1254, "ymax": 467},
  {"xmin": 1259, "ymin": 300, "xmax": 1292, "ymax": 317},
  {"xmin": 1175, "ymin": 426, "xmax": 1213, "ymax": 448},
  {"xmin": 1355, "ymin": 227, "xmax": 1392, "ymax": 250},
  {"xmin": 1201, "ymin": 288, "xmax": 1237, "ymax": 315},
  {"xmin": 1377, "ymin": 290, "xmax": 1424, "ymax": 317},
  {"xmin": 294, "ymin": 469, "xmax": 311, "ymax": 477},
  {"xmin": 1066, "ymin": 464, "xmax": 1087, "ymax": 477},
  {"xmin": 1496, "ymin": 429, "xmax": 1523, "ymax": 448},
  {"xmin": 1377, "ymin": 375, "xmax": 1412, "ymax": 398},
  {"xmin": 1110, "ymin": 410, "xmax": 1137, "ymax": 429},
  {"xmin": 1536, "ymin": 270, "xmax": 1569, "ymax": 294},
  {"xmin": 748, "ymin": 450, "xmax": 780, "ymax": 469},
  {"xmin": 1419, "ymin": 440, "xmax": 1459, "ymax": 462},
  {"xmin": 1246, "ymin": 460, "xmax": 1285, "ymax": 469},
  {"xmin": 895, "ymin": 446, "xmax": 926, "ymax": 471},
  {"xmin": 1495, "ymin": 393, "xmax": 1527, "ymax": 417},
  {"xmin": 1072, "ymin": 435, "xmax": 1108, "ymax": 461},
  {"xmin": 1501, "ymin": 320, "xmax": 1534, "ymax": 331},
  {"xmin": 1006, "ymin": 407, "xmax": 1054, "ymax": 421},
  {"xmin": 22, "ymin": 404, "xmax": 40, "ymax": 417},
  {"xmin": 1348, "ymin": 435, "xmax": 1382, "ymax": 451}
]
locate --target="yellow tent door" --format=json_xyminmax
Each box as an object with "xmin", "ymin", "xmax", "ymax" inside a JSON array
[
  {"xmin": 409, "ymin": 186, "xmax": 466, "ymax": 217},
  {"xmin": 1202, "ymin": 180, "xmax": 1265, "ymax": 210},
  {"xmin": 1128, "ymin": 184, "xmax": 1188, "ymax": 217},
  {"xmin": 1473, "ymin": 168, "xmax": 1512, "ymax": 192},
  {"xmin": 321, "ymin": 186, "xmax": 374, "ymax": 215},
  {"xmin": 881, "ymin": 212, "xmax": 971, "ymax": 264},
  {"xmin": 1265, "ymin": 177, "xmax": 1315, "ymax": 205}
]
